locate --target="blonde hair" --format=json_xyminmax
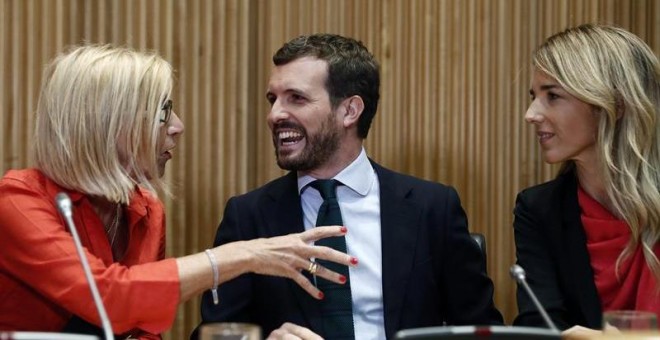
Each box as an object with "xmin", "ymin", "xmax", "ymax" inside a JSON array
[
  {"xmin": 33, "ymin": 45, "xmax": 173, "ymax": 204},
  {"xmin": 534, "ymin": 24, "xmax": 660, "ymax": 279}
]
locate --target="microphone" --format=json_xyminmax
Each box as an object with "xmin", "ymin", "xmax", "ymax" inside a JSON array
[
  {"xmin": 509, "ymin": 264, "xmax": 559, "ymax": 333},
  {"xmin": 55, "ymin": 193, "xmax": 115, "ymax": 340}
]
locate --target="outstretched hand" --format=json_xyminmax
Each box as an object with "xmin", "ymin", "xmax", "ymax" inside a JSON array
[{"xmin": 237, "ymin": 225, "xmax": 357, "ymax": 299}]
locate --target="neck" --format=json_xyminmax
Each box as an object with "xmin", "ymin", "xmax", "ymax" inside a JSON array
[
  {"xmin": 88, "ymin": 196, "xmax": 123, "ymax": 231},
  {"xmin": 89, "ymin": 195, "xmax": 129, "ymax": 259},
  {"xmin": 574, "ymin": 161, "xmax": 616, "ymax": 214},
  {"xmin": 89, "ymin": 196, "xmax": 119, "ymax": 215},
  {"xmin": 300, "ymin": 142, "xmax": 363, "ymax": 179}
]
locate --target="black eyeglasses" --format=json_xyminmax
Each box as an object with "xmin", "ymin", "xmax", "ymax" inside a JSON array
[{"xmin": 160, "ymin": 99, "xmax": 173, "ymax": 124}]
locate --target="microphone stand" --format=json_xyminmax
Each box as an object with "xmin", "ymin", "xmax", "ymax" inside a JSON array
[
  {"xmin": 56, "ymin": 193, "xmax": 115, "ymax": 340},
  {"xmin": 510, "ymin": 264, "xmax": 560, "ymax": 333}
]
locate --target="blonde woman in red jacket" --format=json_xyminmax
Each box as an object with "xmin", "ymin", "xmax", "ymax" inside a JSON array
[{"xmin": 0, "ymin": 45, "xmax": 355, "ymax": 339}]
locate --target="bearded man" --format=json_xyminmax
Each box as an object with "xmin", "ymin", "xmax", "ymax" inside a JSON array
[{"xmin": 192, "ymin": 33, "xmax": 503, "ymax": 340}]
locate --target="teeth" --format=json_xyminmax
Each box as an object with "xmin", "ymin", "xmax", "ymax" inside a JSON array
[{"xmin": 278, "ymin": 131, "xmax": 302, "ymax": 140}]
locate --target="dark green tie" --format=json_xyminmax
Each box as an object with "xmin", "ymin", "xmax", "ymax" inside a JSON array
[{"xmin": 310, "ymin": 179, "xmax": 355, "ymax": 340}]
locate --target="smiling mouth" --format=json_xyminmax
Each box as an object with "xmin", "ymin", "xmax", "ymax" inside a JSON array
[
  {"xmin": 537, "ymin": 132, "xmax": 554, "ymax": 143},
  {"xmin": 277, "ymin": 130, "xmax": 305, "ymax": 146}
]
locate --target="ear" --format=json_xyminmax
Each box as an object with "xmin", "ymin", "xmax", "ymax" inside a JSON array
[
  {"xmin": 615, "ymin": 95, "xmax": 625, "ymax": 120},
  {"xmin": 340, "ymin": 95, "xmax": 364, "ymax": 128}
]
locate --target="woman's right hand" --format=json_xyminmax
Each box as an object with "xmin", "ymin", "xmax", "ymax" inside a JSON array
[{"xmin": 229, "ymin": 225, "xmax": 357, "ymax": 299}]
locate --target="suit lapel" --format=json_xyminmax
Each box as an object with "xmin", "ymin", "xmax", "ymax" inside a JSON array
[
  {"xmin": 373, "ymin": 163, "xmax": 422, "ymax": 337},
  {"xmin": 261, "ymin": 172, "xmax": 305, "ymax": 236},
  {"xmin": 260, "ymin": 172, "xmax": 324, "ymax": 332},
  {"xmin": 557, "ymin": 174, "xmax": 602, "ymax": 327}
]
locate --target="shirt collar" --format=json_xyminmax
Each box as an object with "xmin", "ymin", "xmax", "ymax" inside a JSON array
[{"xmin": 297, "ymin": 148, "xmax": 374, "ymax": 196}]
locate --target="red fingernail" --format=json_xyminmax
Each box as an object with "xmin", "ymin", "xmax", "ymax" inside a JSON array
[
  {"xmin": 350, "ymin": 257, "xmax": 358, "ymax": 265},
  {"xmin": 339, "ymin": 275, "xmax": 347, "ymax": 283},
  {"xmin": 318, "ymin": 292, "xmax": 325, "ymax": 299},
  {"xmin": 340, "ymin": 226, "xmax": 347, "ymax": 233}
]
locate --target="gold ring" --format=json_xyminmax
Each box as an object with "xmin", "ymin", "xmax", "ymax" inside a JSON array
[{"xmin": 308, "ymin": 262, "xmax": 318, "ymax": 275}]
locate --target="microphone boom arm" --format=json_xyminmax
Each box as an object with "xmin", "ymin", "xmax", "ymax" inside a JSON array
[
  {"xmin": 510, "ymin": 264, "xmax": 560, "ymax": 333},
  {"xmin": 56, "ymin": 193, "xmax": 115, "ymax": 340}
]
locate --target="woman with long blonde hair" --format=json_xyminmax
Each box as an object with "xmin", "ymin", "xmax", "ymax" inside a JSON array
[{"xmin": 513, "ymin": 24, "xmax": 660, "ymax": 336}]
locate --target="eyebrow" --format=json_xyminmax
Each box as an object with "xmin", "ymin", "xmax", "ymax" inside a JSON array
[
  {"xmin": 266, "ymin": 87, "xmax": 307, "ymax": 97},
  {"xmin": 540, "ymin": 84, "xmax": 560, "ymax": 91},
  {"xmin": 529, "ymin": 84, "xmax": 561, "ymax": 95}
]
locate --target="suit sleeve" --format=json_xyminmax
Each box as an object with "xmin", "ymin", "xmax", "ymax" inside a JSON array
[
  {"xmin": 441, "ymin": 187, "xmax": 503, "ymax": 325},
  {"xmin": 512, "ymin": 190, "xmax": 571, "ymax": 330},
  {"xmin": 194, "ymin": 197, "xmax": 254, "ymax": 338}
]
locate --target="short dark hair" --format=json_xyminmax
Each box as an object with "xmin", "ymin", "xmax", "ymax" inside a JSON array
[{"xmin": 273, "ymin": 34, "xmax": 380, "ymax": 138}]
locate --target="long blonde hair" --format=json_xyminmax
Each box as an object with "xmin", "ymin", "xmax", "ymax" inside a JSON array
[
  {"xmin": 33, "ymin": 45, "xmax": 173, "ymax": 204},
  {"xmin": 533, "ymin": 24, "xmax": 660, "ymax": 278}
]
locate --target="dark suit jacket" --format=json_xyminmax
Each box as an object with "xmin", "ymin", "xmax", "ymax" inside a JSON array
[
  {"xmin": 193, "ymin": 161, "xmax": 502, "ymax": 339},
  {"xmin": 512, "ymin": 169, "xmax": 602, "ymax": 330}
]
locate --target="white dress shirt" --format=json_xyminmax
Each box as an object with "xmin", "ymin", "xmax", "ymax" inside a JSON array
[{"xmin": 298, "ymin": 148, "xmax": 385, "ymax": 340}]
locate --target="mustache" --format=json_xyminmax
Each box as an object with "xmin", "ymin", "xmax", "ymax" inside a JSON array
[{"xmin": 273, "ymin": 121, "xmax": 304, "ymax": 131}]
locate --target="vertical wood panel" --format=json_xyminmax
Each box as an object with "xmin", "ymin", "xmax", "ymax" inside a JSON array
[{"xmin": 1, "ymin": 0, "xmax": 658, "ymax": 337}]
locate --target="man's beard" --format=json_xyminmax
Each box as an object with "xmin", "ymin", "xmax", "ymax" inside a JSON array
[{"xmin": 273, "ymin": 112, "xmax": 340, "ymax": 171}]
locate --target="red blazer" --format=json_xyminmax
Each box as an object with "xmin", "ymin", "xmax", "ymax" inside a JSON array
[{"xmin": 0, "ymin": 169, "xmax": 180, "ymax": 338}]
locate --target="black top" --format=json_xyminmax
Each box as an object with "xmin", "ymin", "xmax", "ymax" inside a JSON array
[{"xmin": 512, "ymin": 169, "xmax": 603, "ymax": 330}]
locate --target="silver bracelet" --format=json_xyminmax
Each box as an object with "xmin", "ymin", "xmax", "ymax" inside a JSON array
[{"xmin": 204, "ymin": 249, "xmax": 219, "ymax": 305}]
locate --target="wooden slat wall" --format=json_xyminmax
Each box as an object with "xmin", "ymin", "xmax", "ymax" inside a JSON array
[{"xmin": 1, "ymin": 1, "xmax": 658, "ymax": 338}]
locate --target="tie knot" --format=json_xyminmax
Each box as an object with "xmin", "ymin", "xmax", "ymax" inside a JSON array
[{"xmin": 311, "ymin": 179, "xmax": 340, "ymax": 200}]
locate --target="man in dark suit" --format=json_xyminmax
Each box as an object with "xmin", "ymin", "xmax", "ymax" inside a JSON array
[{"xmin": 193, "ymin": 33, "xmax": 502, "ymax": 339}]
